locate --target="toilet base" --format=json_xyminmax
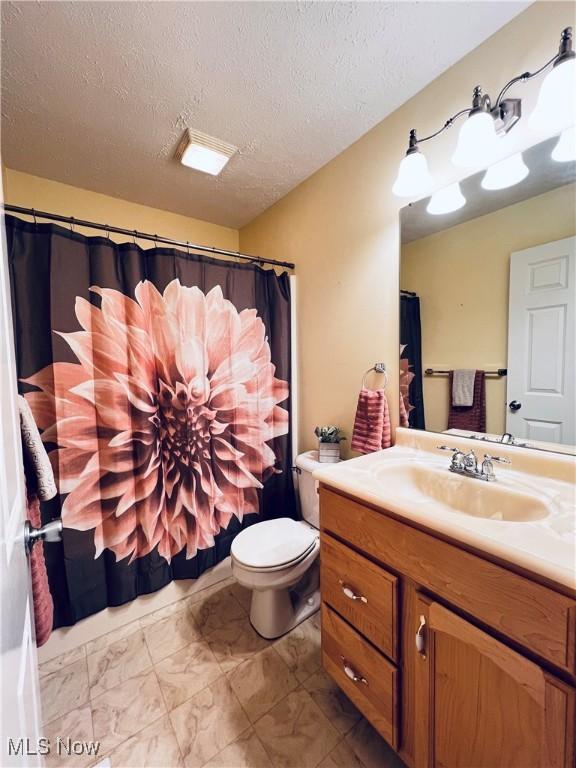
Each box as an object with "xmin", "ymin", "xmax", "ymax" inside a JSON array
[{"xmin": 249, "ymin": 561, "xmax": 321, "ymax": 639}]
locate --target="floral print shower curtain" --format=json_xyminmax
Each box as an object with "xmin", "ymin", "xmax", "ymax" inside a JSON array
[{"xmin": 7, "ymin": 215, "xmax": 296, "ymax": 627}]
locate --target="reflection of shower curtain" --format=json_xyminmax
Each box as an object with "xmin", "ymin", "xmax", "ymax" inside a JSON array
[
  {"xmin": 400, "ymin": 293, "xmax": 425, "ymax": 429},
  {"xmin": 7, "ymin": 215, "xmax": 296, "ymax": 627}
]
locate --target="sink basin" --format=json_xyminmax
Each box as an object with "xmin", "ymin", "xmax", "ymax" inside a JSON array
[{"xmin": 373, "ymin": 462, "xmax": 550, "ymax": 522}]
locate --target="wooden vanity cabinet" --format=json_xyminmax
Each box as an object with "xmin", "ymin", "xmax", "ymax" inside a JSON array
[
  {"xmin": 415, "ymin": 597, "xmax": 575, "ymax": 768},
  {"xmin": 319, "ymin": 486, "xmax": 576, "ymax": 768}
]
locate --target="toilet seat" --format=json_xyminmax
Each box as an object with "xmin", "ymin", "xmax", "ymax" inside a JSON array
[{"xmin": 231, "ymin": 518, "xmax": 318, "ymax": 571}]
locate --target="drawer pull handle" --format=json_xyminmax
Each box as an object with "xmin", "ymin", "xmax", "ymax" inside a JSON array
[
  {"xmin": 416, "ymin": 615, "xmax": 427, "ymax": 658},
  {"xmin": 338, "ymin": 580, "xmax": 368, "ymax": 604},
  {"xmin": 340, "ymin": 657, "xmax": 368, "ymax": 685}
]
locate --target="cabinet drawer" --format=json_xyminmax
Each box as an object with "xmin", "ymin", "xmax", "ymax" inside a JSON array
[
  {"xmin": 321, "ymin": 603, "xmax": 398, "ymax": 748},
  {"xmin": 320, "ymin": 487, "xmax": 576, "ymax": 674},
  {"xmin": 321, "ymin": 533, "xmax": 398, "ymax": 660}
]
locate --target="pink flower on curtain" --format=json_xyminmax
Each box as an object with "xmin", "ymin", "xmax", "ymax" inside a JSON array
[{"xmin": 23, "ymin": 280, "xmax": 289, "ymax": 563}]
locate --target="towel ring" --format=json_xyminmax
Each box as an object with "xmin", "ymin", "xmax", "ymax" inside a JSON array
[{"xmin": 361, "ymin": 363, "xmax": 388, "ymax": 390}]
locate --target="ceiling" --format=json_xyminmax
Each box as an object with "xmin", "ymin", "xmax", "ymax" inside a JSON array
[
  {"xmin": 401, "ymin": 136, "xmax": 576, "ymax": 243},
  {"xmin": 1, "ymin": 1, "xmax": 530, "ymax": 229}
]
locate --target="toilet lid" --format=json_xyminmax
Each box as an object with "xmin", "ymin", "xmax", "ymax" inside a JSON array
[{"xmin": 231, "ymin": 518, "xmax": 317, "ymax": 569}]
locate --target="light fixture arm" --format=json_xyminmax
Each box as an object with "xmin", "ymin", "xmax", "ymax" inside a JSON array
[
  {"xmin": 494, "ymin": 55, "xmax": 557, "ymax": 107},
  {"xmin": 413, "ymin": 108, "xmax": 471, "ymax": 146}
]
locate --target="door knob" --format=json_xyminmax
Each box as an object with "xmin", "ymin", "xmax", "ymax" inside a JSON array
[
  {"xmin": 508, "ymin": 400, "xmax": 522, "ymax": 412},
  {"xmin": 24, "ymin": 518, "xmax": 63, "ymax": 553}
]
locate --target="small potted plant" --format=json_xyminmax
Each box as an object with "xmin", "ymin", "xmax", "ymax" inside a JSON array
[{"xmin": 314, "ymin": 425, "xmax": 345, "ymax": 463}]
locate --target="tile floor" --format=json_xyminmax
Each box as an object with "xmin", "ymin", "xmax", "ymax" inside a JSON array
[{"xmin": 40, "ymin": 578, "xmax": 406, "ymax": 768}]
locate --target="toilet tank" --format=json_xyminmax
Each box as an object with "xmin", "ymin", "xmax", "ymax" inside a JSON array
[{"xmin": 295, "ymin": 450, "xmax": 337, "ymax": 529}]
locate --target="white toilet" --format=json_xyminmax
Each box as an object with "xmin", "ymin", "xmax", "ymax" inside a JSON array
[{"xmin": 231, "ymin": 450, "xmax": 324, "ymax": 639}]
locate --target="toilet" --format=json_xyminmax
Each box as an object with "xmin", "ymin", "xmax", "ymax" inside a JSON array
[{"xmin": 231, "ymin": 450, "xmax": 325, "ymax": 639}]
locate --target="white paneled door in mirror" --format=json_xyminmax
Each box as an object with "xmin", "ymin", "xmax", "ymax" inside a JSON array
[
  {"xmin": 507, "ymin": 237, "xmax": 576, "ymax": 447},
  {"xmin": 0, "ymin": 188, "xmax": 43, "ymax": 765}
]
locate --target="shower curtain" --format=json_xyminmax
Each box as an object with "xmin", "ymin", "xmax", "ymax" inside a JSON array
[
  {"xmin": 6, "ymin": 215, "xmax": 296, "ymax": 627},
  {"xmin": 400, "ymin": 292, "xmax": 425, "ymax": 429}
]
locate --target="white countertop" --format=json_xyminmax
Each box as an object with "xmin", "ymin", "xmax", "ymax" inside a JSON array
[{"xmin": 313, "ymin": 428, "xmax": 576, "ymax": 591}]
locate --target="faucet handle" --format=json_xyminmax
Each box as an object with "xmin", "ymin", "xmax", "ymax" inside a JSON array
[{"xmin": 483, "ymin": 454, "xmax": 511, "ymax": 464}]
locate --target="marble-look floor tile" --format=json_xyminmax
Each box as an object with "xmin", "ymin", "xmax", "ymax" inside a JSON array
[
  {"xmin": 319, "ymin": 740, "xmax": 366, "ymax": 768},
  {"xmin": 189, "ymin": 587, "xmax": 245, "ymax": 636},
  {"xmin": 39, "ymin": 645, "xmax": 87, "ymax": 679},
  {"xmin": 143, "ymin": 608, "xmax": 201, "ymax": 664},
  {"xmin": 155, "ymin": 639, "xmax": 223, "ymax": 711},
  {"xmin": 203, "ymin": 727, "xmax": 271, "ymax": 768},
  {"xmin": 42, "ymin": 705, "xmax": 95, "ymax": 768},
  {"xmin": 227, "ymin": 647, "xmax": 298, "ymax": 723},
  {"xmin": 85, "ymin": 619, "xmax": 142, "ymax": 656},
  {"xmin": 169, "ymin": 676, "xmax": 249, "ymax": 767},
  {"xmin": 184, "ymin": 577, "xmax": 236, "ymax": 608},
  {"xmin": 106, "ymin": 715, "xmax": 182, "ymax": 768},
  {"xmin": 204, "ymin": 615, "xmax": 269, "ymax": 673},
  {"xmin": 91, "ymin": 670, "xmax": 166, "ymax": 754},
  {"xmin": 274, "ymin": 614, "xmax": 321, "ymax": 683},
  {"xmin": 40, "ymin": 658, "xmax": 90, "ymax": 724},
  {"xmin": 254, "ymin": 688, "xmax": 340, "ymax": 768},
  {"xmin": 228, "ymin": 581, "xmax": 252, "ymax": 612},
  {"xmin": 138, "ymin": 597, "xmax": 193, "ymax": 629},
  {"xmin": 345, "ymin": 719, "xmax": 407, "ymax": 768},
  {"xmin": 302, "ymin": 668, "xmax": 361, "ymax": 735},
  {"xmin": 88, "ymin": 630, "xmax": 152, "ymax": 698}
]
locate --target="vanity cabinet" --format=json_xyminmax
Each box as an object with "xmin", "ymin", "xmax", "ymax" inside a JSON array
[
  {"xmin": 414, "ymin": 597, "xmax": 574, "ymax": 768},
  {"xmin": 319, "ymin": 486, "xmax": 576, "ymax": 768}
]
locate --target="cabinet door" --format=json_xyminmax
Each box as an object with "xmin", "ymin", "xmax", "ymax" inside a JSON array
[{"xmin": 414, "ymin": 596, "xmax": 575, "ymax": 768}]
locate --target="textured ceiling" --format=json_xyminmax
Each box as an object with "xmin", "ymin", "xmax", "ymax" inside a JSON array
[{"xmin": 1, "ymin": 1, "xmax": 530, "ymax": 229}]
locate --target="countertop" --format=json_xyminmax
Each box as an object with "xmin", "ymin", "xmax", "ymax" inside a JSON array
[{"xmin": 313, "ymin": 428, "xmax": 576, "ymax": 591}]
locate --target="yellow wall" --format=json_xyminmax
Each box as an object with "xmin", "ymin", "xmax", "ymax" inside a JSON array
[
  {"xmin": 402, "ymin": 183, "xmax": 576, "ymax": 435},
  {"xmin": 239, "ymin": 2, "xmax": 571, "ymax": 456},
  {"xmin": 3, "ymin": 168, "xmax": 238, "ymax": 251}
]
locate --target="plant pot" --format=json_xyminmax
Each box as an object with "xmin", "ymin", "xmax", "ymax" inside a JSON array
[{"xmin": 318, "ymin": 441, "xmax": 341, "ymax": 463}]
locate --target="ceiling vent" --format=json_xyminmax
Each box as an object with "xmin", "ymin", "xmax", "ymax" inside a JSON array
[{"xmin": 175, "ymin": 129, "xmax": 237, "ymax": 176}]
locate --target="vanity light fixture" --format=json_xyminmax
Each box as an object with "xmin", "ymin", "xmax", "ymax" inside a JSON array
[
  {"xmin": 452, "ymin": 88, "xmax": 504, "ymax": 168},
  {"xmin": 426, "ymin": 182, "xmax": 466, "ymax": 215},
  {"xmin": 175, "ymin": 129, "xmax": 238, "ymax": 176},
  {"xmin": 529, "ymin": 34, "xmax": 576, "ymax": 132},
  {"xmin": 393, "ymin": 27, "xmax": 575, "ymax": 198},
  {"xmin": 481, "ymin": 152, "xmax": 529, "ymax": 191},
  {"xmin": 392, "ymin": 130, "xmax": 435, "ymax": 197},
  {"xmin": 551, "ymin": 127, "xmax": 576, "ymax": 162}
]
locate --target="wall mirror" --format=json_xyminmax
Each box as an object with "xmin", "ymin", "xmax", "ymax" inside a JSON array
[{"xmin": 399, "ymin": 135, "xmax": 576, "ymax": 455}]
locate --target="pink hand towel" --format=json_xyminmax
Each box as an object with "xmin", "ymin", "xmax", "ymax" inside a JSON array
[
  {"xmin": 399, "ymin": 392, "xmax": 410, "ymax": 428},
  {"xmin": 351, "ymin": 388, "xmax": 391, "ymax": 454},
  {"xmin": 27, "ymin": 492, "xmax": 54, "ymax": 647}
]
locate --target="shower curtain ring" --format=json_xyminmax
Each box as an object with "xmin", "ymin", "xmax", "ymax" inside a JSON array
[
  {"xmin": 105, "ymin": 224, "xmax": 110, "ymax": 239},
  {"xmin": 154, "ymin": 234, "xmax": 158, "ymax": 248},
  {"xmin": 69, "ymin": 217, "xmax": 75, "ymax": 232},
  {"xmin": 133, "ymin": 229, "xmax": 137, "ymax": 244},
  {"xmin": 186, "ymin": 241, "xmax": 190, "ymax": 255},
  {"xmin": 32, "ymin": 208, "xmax": 37, "ymax": 227}
]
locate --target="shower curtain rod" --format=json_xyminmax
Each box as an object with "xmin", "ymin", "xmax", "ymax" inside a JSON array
[{"xmin": 2, "ymin": 204, "xmax": 296, "ymax": 270}]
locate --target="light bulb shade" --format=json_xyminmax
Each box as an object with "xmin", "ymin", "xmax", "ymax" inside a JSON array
[
  {"xmin": 452, "ymin": 111, "xmax": 502, "ymax": 168},
  {"xmin": 551, "ymin": 127, "xmax": 576, "ymax": 161},
  {"xmin": 529, "ymin": 57, "xmax": 576, "ymax": 132},
  {"xmin": 426, "ymin": 182, "xmax": 466, "ymax": 215},
  {"xmin": 481, "ymin": 153, "xmax": 529, "ymax": 190},
  {"xmin": 392, "ymin": 149, "xmax": 434, "ymax": 197}
]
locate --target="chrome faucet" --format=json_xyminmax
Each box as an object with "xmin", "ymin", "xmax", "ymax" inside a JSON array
[{"xmin": 437, "ymin": 445, "xmax": 511, "ymax": 482}]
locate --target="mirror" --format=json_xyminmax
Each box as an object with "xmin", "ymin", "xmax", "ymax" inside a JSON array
[{"xmin": 400, "ymin": 135, "xmax": 576, "ymax": 455}]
